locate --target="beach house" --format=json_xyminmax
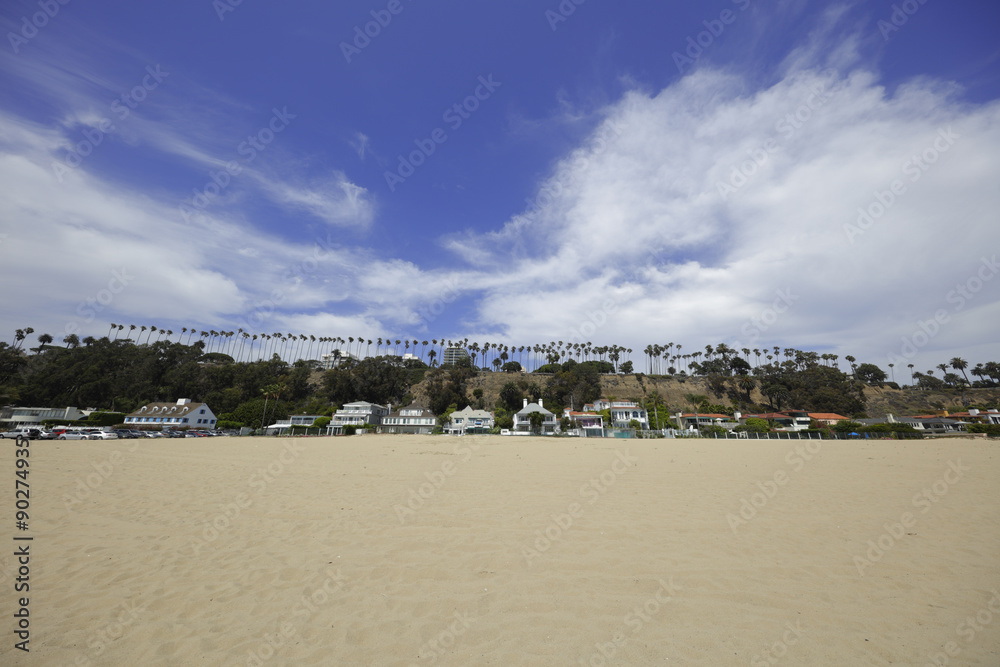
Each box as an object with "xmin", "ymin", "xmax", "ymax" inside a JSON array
[
  {"xmin": 124, "ymin": 398, "xmax": 217, "ymax": 429},
  {"xmin": 264, "ymin": 414, "xmax": 327, "ymax": 435},
  {"xmin": 0, "ymin": 405, "xmax": 86, "ymax": 430},
  {"xmin": 513, "ymin": 398, "xmax": 557, "ymax": 434},
  {"xmin": 447, "ymin": 406, "xmax": 494, "ymax": 435},
  {"xmin": 586, "ymin": 399, "xmax": 649, "ymax": 429},
  {"xmin": 330, "ymin": 401, "xmax": 389, "ymax": 434},
  {"xmin": 381, "ymin": 404, "xmax": 436, "ymax": 434},
  {"xmin": 562, "ymin": 409, "xmax": 604, "ymax": 435}
]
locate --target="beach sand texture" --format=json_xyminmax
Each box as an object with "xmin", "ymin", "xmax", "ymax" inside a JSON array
[{"xmin": 3, "ymin": 435, "xmax": 999, "ymax": 666}]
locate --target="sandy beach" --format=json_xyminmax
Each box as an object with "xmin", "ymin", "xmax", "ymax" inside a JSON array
[{"xmin": 3, "ymin": 434, "xmax": 999, "ymax": 666}]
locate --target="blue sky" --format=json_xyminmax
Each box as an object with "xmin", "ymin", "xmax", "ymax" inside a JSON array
[{"xmin": 1, "ymin": 0, "xmax": 999, "ymax": 375}]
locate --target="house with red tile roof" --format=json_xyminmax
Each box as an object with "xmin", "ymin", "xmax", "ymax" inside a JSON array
[{"xmin": 807, "ymin": 412, "xmax": 849, "ymax": 426}]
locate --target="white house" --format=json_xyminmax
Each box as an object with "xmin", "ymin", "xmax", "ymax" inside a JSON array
[
  {"xmin": 320, "ymin": 349, "xmax": 357, "ymax": 370},
  {"xmin": 124, "ymin": 398, "xmax": 217, "ymax": 429},
  {"xmin": 0, "ymin": 406, "xmax": 86, "ymax": 429},
  {"xmin": 381, "ymin": 404, "xmax": 436, "ymax": 434},
  {"xmin": 512, "ymin": 398, "xmax": 557, "ymax": 434},
  {"xmin": 586, "ymin": 399, "xmax": 649, "ymax": 429},
  {"xmin": 448, "ymin": 406, "xmax": 494, "ymax": 435},
  {"xmin": 330, "ymin": 401, "xmax": 389, "ymax": 434},
  {"xmin": 265, "ymin": 414, "xmax": 326, "ymax": 435}
]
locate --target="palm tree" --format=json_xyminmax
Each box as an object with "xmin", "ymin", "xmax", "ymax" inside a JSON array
[
  {"xmin": 128, "ymin": 324, "xmax": 137, "ymax": 341},
  {"xmin": 937, "ymin": 363, "xmax": 948, "ymax": 381},
  {"xmin": 428, "ymin": 349, "xmax": 437, "ymax": 367},
  {"xmin": 36, "ymin": 332, "xmax": 53, "ymax": 352},
  {"xmin": 737, "ymin": 375, "xmax": 756, "ymax": 402},
  {"xmin": 950, "ymin": 358, "xmax": 970, "ymax": 385},
  {"xmin": 908, "ymin": 363, "xmax": 915, "ymax": 385},
  {"xmin": 63, "ymin": 333, "xmax": 80, "ymax": 348},
  {"xmin": 888, "ymin": 363, "xmax": 895, "ymax": 384}
]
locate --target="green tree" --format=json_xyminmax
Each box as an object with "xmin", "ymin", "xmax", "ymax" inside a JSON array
[
  {"xmin": 498, "ymin": 382, "xmax": 523, "ymax": 412},
  {"xmin": 528, "ymin": 411, "xmax": 544, "ymax": 434},
  {"xmin": 855, "ymin": 363, "xmax": 887, "ymax": 386},
  {"xmin": 735, "ymin": 417, "xmax": 770, "ymax": 433}
]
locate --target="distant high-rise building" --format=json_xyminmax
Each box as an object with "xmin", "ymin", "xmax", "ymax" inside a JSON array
[{"xmin": 442, "ymin": 346, "xmax": 470, "ymax": 366}]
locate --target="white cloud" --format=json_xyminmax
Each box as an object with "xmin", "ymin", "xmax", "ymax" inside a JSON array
[{"xmin": 445, "ymin": 64, "xmax": 1000, "ymax": 369}]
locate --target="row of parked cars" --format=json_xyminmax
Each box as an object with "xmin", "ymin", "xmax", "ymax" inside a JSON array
[{"xmin": 0, "ymin": 427, "xmax": 225, "ymax": 440}]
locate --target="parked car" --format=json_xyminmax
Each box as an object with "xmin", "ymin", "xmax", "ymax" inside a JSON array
[
  {"xmin": 113, "ymin": 429, "xmax": 136, "ymax": 439},
  {"xmin": 0, "ymin": 428, "xmax": 44, "ymax": 439},
  {"xmin": 85, "ymin": 430, "xmax": 119, "ymax": 440},
  {"xmin": 57, "ymin": 431, "xmax": 89, "ymax": 440}
]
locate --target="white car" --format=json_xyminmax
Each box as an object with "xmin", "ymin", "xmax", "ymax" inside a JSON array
[
  {"xmin": 0, "ymin": 428, "xmax": 44, "ymax": 439},
  {"xmin": 86, "ymin": 430, "xmax": 119, "ymax": 440},
  {"xmin": 56, "ymin": 431, "xmax": 88, "ymax": 440}
]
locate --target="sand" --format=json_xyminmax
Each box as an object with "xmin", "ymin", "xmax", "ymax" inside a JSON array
[{"xmin": 3, "ymin": 434, "xmax": 998, "ymax": 666}]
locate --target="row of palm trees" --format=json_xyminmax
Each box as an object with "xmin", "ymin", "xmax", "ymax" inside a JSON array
[
  {"xmin": 9, "ymin": 326, "xmax": 1000, "ymax": 387},
  {"xmin": 642, "ymin": 343, "xmax": 857, "ymax": 376}
]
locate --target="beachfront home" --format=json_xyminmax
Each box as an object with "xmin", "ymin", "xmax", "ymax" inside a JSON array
[
  {"xmin": 562, "ymin": 409, "xmax": 604, "ymax": 435},
  {"xmin": 447, "ymin": 406, "xmax": 494, "ymax": 435},
  {"xmin": 677, "ymin": 413, "xmax": 738, "ymax": 430},
  {"xmin": 265, "ymin": 414, "xmax": 326, "ymax": 435},
  {"xmin": 856, "ymin": 414, "xmax": 927, "ymax": 430},
  {"xmin": 586, "ymin": 399, "xmax": 649, "ymax": 429},
  {"xmin": 124, "ymin": 398, "xmax": 217, "ymax": 428},
  {"xmin": 943, "ymin": 408, "xmax": 1000, "ymax": 425},
  {"xmin": 0, "ymin": 405, "xmax": 86, "ymax": 429},
  {"xmin": 381, "ymin": 404, "xmax": 436, "ymax": 434},
  {"xmin": 513, "ymin": 398, "xmax": 557, "ymax": 434},
  {"xmin": 744, "ymin": 410, "xmax": 812, "ymax": 431},
  {"xmin": 807, "ymin": 412, "xmax": 849, "ymax": 426},
  {"xmin": 911, "ymin": 416, "xmax": 966, "ymax": 435},
  {"xmin": 330, "ymin": 401, "xmax": 389, "ymax": 434}
]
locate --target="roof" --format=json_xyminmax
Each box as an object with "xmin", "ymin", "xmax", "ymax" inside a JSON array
[
  {"xmin": 452, "ymin": 406, "xmax": 493, "ymax": 419},
  {"xmin": 681, "ymin": 413, "xmax": 733, "ymax": 419},
  {"xmin": 517, "ymin": 402, "xmax": 553, "ymax": 416},
  {"xmin": 808, "ymin": 413, "xmax": 848, "ymax": 420},
  {"xmin": 386, "ymin": 404, "xmax": 435, "ymax": 418},
  {"xmin": 126, "ymin": 401, "xmax": 211, "ymax": 418}
]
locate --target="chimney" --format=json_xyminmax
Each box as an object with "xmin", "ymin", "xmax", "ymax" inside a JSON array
[
  {"xmin": 539, "ymin": 398, "xmax": 544, "ymax": 408},
  {"xmin": 523, "ymin": 398, "xmax": 528, "ymax": 408},
  {"xmin": 969, "ymin": 408, "xmax": 979, "ymax": 416},
  {"xmin": 176, "ymin": 398, "xmax": 191, "ymax": 405}
]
